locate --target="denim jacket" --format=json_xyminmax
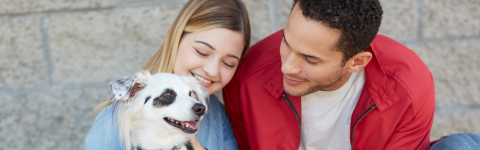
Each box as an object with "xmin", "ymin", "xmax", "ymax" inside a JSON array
[{"xmin": 85, "ymin": 95, "xmax": 238, "ymax": 150}]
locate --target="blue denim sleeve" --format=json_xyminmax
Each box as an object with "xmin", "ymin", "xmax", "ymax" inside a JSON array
[
  {"xmin": 85, "ymin": 105, "xmax": 133, "ymax": 150},
  {"xmin": 196, "ymin": 95, "xmax": 239, "ymax": 150},
  {"xmin": 220, "ymin": 98, "xmax": 239, "ymax": 150}
]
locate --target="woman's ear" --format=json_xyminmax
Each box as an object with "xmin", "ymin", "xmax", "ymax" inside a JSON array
[{"xmin": 346, "ymin": 51, "xmax": 372, "ymax": 73}]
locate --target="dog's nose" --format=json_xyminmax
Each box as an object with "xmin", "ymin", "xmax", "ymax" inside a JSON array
[{"xmin": 192, "ymin": 103, "xmax": 206, "ymax": 116}]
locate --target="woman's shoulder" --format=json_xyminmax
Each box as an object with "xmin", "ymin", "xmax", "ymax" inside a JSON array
[{"xmin": 85, "ymin": 104, "xmax": 128, "ymax": 150}]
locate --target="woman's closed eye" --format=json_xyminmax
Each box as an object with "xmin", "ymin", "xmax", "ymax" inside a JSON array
[
  {"xmin": 195, "ymin": 49, "xmax": 209, "ymax": 57},
  {"xmin": 223, "ymin": 61, "xmax": 235, "ymax": 68}
]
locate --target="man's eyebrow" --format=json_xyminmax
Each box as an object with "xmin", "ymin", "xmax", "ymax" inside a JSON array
[
  {"xmin": 283, "ymin": 30, "xmax": 290, "ymax": 47},
  {"xmin": 283, "ymin": 30, "xmax": 319, "ymax": 60},
  {"xmin": 195, "ymin": 41, "xmax": 216, "ymax": 50},
  {"xmin": 302, "ymin": 53, "xmax": 320, "ymax": 60}
]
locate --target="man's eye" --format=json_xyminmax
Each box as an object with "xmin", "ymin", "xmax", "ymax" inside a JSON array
[
  {"xmin": 195, "ymin": 49, "xmax": 208, "ymax": 56},
  {"xmin": 305, "ymin": 57, "xmax": 317, "ymax": 65}
]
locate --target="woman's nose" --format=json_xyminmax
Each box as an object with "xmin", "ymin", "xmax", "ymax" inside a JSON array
[{"xmin": 203, "ymin": 59, "xmax": 219, "ymax": 77}]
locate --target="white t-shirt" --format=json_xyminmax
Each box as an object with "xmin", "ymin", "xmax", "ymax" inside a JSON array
[{"xmin": 299, "ymin": 68, "xmax": 366, "ymax": 150}]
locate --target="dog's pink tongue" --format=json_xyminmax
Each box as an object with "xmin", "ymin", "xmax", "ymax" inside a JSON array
[{"xmin": 180, "ymin": 121, "xmax": 199, "ymax": 129}]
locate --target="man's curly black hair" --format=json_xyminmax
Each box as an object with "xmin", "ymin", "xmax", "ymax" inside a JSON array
[{"xmin": 292, "ymin": 0, "xmax": 383, "ymax": 64}]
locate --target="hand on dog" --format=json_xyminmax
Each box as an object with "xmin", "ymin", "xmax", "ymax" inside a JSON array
[{"xmin": 189, "ymin": 136, "xmax": 206, "ymax": 150}]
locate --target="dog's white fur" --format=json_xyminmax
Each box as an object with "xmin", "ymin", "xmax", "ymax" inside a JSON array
[{"xmin": 110, "ymin": 71, "xmax": 209, "ymax": 150}]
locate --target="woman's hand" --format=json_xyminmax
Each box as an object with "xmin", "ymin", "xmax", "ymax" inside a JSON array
[{"xmin": 189, "ymin": 136, "xmax": 206, "ymax": 150}]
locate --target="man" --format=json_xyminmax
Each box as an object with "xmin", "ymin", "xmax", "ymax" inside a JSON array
[{"xmin": 223, "ymin": 0, "xmax": 437, "ymax": 149}]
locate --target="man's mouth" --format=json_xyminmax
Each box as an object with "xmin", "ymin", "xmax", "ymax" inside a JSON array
[
  {"xmin": 164, "ymin": 117, "xmax": 199, "ymax": 134},
  {"xmin": 190, "ymin": 72, "xmax": 213, "ymax": 84},
  {"xmin": 284, "ymin": 75, "xmax": 307, "ymax": 86}
]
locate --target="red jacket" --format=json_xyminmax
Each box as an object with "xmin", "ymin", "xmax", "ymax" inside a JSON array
[{"xmin": 223, "ymin": 30, "xmax": 436, "ymax": 150}]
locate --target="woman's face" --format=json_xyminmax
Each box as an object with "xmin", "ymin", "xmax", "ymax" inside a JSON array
[{"xmin": 174, "ymin": 28, "xmax": 245, "ymax": 95}]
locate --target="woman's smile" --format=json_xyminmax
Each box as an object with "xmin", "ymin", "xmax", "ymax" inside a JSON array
[{"xmin": 190, "ymin": 72, "xmax": 216, "ymax": 88}]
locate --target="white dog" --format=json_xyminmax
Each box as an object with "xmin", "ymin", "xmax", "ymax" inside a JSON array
[{"xmin": 109, "ymin": 71, "xmax": 209, "ymax": 150}]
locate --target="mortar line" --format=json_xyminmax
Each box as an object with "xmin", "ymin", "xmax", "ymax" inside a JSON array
[
  {"xmin": 269, "ymin": 0, "xmax": 279, "ymax": 33},
  {"xmin": 118, "ymin": 0, "xmax": 188, "ymax": 8},
  {"xmin": 435, "ymin": 107, "xmax": 480, "ymax": 114},
  {"xmin": 0, "ymin": 6, "xmax": 115, "ymax": 18},
  {"xmin": 0, "ymin": 83, "xmax": 108, "ymax": 96},
  {"xmin": 42, "ymin": 17, "xmax": 53, "ymax": 86},
  {"xmin": 416, "ymin": 0, "xmax": 424, "ymax": 41},
  {"xmin": 400, "ymin": 35, "xmax": 480, "ymax": 45},
  {"xmin": 0, "ymin": 0, "xmax": 187, "ymax": 18}
]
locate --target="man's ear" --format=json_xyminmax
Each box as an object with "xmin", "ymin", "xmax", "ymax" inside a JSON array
[
  {"xmin": 109, "ymin": 71, "xmax": 152, "ymax": 102},
  {"xmin": 346, "ymin": 51, "xmax": 372, "ymax": 73}
]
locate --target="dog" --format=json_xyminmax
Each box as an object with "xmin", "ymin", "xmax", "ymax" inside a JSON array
[{"xmin": 109, "ymin": 71, "xmax": 209, "ymax": 150}]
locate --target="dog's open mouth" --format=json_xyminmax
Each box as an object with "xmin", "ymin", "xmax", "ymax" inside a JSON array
[{"xmin": 164, "ymin": 117, "xmax": 199, "ymax": 134}]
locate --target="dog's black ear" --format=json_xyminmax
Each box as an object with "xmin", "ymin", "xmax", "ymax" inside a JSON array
[{"xmin": 110, "ymin": 77, "xmax": 135, "ymax": 101}]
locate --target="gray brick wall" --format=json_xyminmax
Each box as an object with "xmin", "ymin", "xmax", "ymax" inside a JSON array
[{"xmin": 0, "ymin": 0, "xmax": 479, "ymax": 149}]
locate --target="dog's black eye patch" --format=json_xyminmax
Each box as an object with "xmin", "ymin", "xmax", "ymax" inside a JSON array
[
  {"xmin": 144, "ymin": 96, "xmax": 151, "ymax": 104},
  {"xmin": 153, "ymin": 89, "xmax": 176, "ymax": 107}
]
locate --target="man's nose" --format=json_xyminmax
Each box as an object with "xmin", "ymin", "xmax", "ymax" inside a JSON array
[{"xmin": 281, "ymin": 53, "xmax": 302, "ymax": 75}]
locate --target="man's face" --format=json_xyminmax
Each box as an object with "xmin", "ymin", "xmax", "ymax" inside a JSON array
[{"xmin": 280, "ymin": 3, "xmax": 351, "ymax": 97}]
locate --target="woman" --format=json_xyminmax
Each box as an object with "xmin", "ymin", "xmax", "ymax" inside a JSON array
[{"xmin": 85, "ymin": 0, "xmax": 250, "ymax": 149}]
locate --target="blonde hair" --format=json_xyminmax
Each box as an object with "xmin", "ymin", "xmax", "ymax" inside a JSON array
[{"xmin": 95, "ymin": 0, "xmax": 251, "ymax": 112}]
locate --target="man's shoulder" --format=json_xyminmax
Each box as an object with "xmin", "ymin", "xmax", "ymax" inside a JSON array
[
  {"xmin": 367, "ymin": 35, "xmax": 434, "ymax": 109},
  {"xmin": 369, "ymin": 34, "xmax": 432, "ymax": 79},
  {"xmin": 235, "ymin": 30, "xmax": 284, "ymax": 79}
]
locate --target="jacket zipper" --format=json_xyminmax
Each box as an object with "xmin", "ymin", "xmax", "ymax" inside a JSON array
[
  {"xmin": 351, "ymin": 104, "xmax": 376, "ymax": 150},
  {"xmin": 282, "ymin": 92, "xmax": 301, "ymax": 150}
]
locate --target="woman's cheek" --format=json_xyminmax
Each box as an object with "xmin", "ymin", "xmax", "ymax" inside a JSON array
[{"xmin": 221, "ymin": 68, "xmax": 236, "ymax": 84}]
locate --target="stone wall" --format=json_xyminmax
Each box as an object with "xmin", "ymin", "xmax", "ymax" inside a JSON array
[{"xmin": 0, "ymin": 0, "xmax": 479, "ymax": 149}]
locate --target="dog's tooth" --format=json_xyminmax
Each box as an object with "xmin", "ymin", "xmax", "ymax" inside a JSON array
[{"xmin": 186, "ymin": 124, "xmax": 189, "ymax": 128}]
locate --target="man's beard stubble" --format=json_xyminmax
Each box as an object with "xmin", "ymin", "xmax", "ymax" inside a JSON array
[{"xmin": 283, "ymin": 68, "xmax": 344, "ymax": 97}]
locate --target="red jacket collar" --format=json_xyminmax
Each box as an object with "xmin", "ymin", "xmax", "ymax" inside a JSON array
[
  {"xmin": 263, "ymin": 68, "xmax": 284, "ymax": 99},
  {"xmin": 363, "ymin": 46, "xmax": 401, "ymax": 112}
]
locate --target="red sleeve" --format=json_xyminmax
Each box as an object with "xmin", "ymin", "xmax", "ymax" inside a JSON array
[
  {"xmin": 222, "ymin": 29, "xmax": 284, "ymax": 150},
  {"xmin": 383, "ymin": 109, "xmax": 434, "ymax": 149},
  {"xmin": 223, "ymin": 72, "xmax": 250, "ymax": 150},
  {"xmin": 384, "ymin": 85, "xmax": 435, "ymax": 149}
]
